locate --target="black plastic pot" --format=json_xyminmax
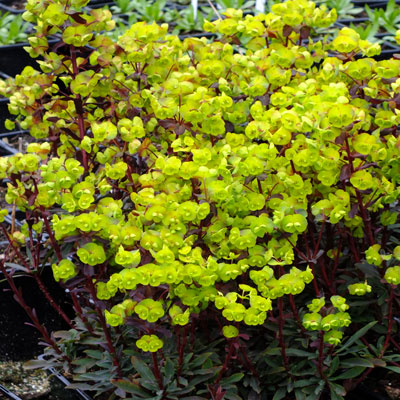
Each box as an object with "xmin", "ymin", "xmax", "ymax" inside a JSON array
[
  {"xmin": 351, "ymin": 0, "xmax": 400, "ymax": 5},
  {"xmin": 88, "ymin": 0, "xmax": 113, "ymax": 4},
  {"xmin": 0, "ymin": 97, "xmax": 11, "ymax": 134},
  {"xmin": 0, "ymin": 97, "xmax": 29, "ymax": 155},
  {"xmin": 178, "ymin": 31, "xmax": 217, "ymax": 39},
  {"xmin": 0, "ymin": 37, "xmax": 60, "ymax": 76},
  {"xmin": 0, "ymin": 2, "xmax": 24, "ymax": 14},
  {"xmin": 375, "ymin": 41, "xmax": 400, "ymax": 60},
  {"xmin": 0, "ymin": 42, "xmax": 38, "ymax": 76},
  {"xmin": 335, "ymin": 17, "xmax": 370, "ymax": 26},
  {"xmin": 0, "ymin": 137, "xmax": 18, "ymax": 155},
  {"xmin": 0, "ymin": 268, "xmax": 74, "ymax": 361}
]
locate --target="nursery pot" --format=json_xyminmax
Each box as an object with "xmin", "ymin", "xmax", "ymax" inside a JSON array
[
  {"xmin": 0, "ymin": 37, "xmax": 59, "ymax": 76},
  {"xmin": 374, "ymin": 41, "xmax": 400, "ymax": 60},
  {"xmin": 0, "ymin": 97, "xmax": 11, "ymax": 134},
  {"xmin": 0, "ymin": 2, "xmax": 24, "ymax": 14},
  {"xmin": 335, "ymin": 17, "xmax": 370, "ymax": 26},
  {"xmin": 0, "ymin": 262, "xmax": 74, "ymax": 361},
  {"xmin": 350, "ymin": 0, "xmax": 400, "ymax": 5}
]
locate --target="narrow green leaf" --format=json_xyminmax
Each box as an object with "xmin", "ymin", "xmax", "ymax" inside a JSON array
[
  {"xmin": 111, "ymin": 379, "xmax": 148, "ymax": 396},
  {"xmin": 341, "ymin": 358, "xmax": 374, "ymax": 368},
  {"xmin": 294, "ymin": 389, "xmax": 306, "ymax": 400},
  {"xmin": 66, "ymin": 383, "xmax": 95, "ymax": 391},
  {"xmin": 293, "ymin": 379, "xmax": 319, "ymax": 388},
  {"xmin": 329, "ymin": 382, "xmax": 346, "ymax": 400},
  {"xmin": 333, "ymin": 366, "xmax": 366, "ymax": 380},
  {"xmin": 336, "ymin": 321, "xmax": 377, "ymax": 354},
  {"xmin": 220, "ymin": 373, "xmax": 244, "ymax": 385},
  {"xmin": 131, "ymin": 356, "xmax": 156, "ymax": 382},
  {"xmin": 4, "ymin": 262, "xmax": 29, "ymax": 273},
  {"xmin": 272, "ymin": 388, "xmax": 287, "ymax": 400},
  {"xmin": 163, "ymin": 358, "xmax": 175, "ymax": 383},
  {"xmin": 85, "ymin": 350, "xmax": 104, "ymax": 359},
  {"xmin": 328, "ymin": 356, "xmax": 340, "ymax": 376},
  {"xmin": 189, "ymin": 352, "xmax": 214, "ymax": 368},
  {"xmin": 330, "ymin": 389, "xmax": 344, "ymax": 400},
  {"xmin": 285, "ymin": 349, "xmax": 316, "ymax": 358}
]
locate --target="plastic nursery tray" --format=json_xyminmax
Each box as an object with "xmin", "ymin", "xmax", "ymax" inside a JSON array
[
  {"xmin": 37, "ymin": 355, "xmax": 93, "ymax": 400},
  {"xmin": 334, "ymin": 17, "xmax": 370, "ymax": 26},
  {"xmin": 0, "ymin": 383, "xmax": 23, "ymax": 400},
  {"xmin": 0, "ymin": 2, "xmax": 24, "ymax": 14},
  {"xmin": 0, "ymin": 36, "xmax": 62, "ymax": 76},
  {"xmin": 372, "ymin": 41, "xmax": 400, "ymax": 60},
  {"xmin": 0, "ymin": 42, "xmax": 38, "ymax": 76},
  {"xmin": 351, "ymin": 0, "xmax": 400, "ymax": 4}
]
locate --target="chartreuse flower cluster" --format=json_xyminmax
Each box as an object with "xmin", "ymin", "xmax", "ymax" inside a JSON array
[
  {"xmin": 303, "ymin": 296, "xmax": 351, "ymax": 345},
  {"xmin": 1, "ymin": 0, "xmax": 400, "ymax": 362}
]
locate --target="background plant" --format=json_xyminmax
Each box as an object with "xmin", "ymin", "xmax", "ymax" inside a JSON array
[
  {"xmin": 0, "ymin": 12, "xmax": 30, "ymax": 44},
  {"xmin": 318, "ymin": 0, "xmax": 363, "ymax": 19},
  {"xmin": 0, "ymin": 1, "xmax": 400, "ymax": 400}
]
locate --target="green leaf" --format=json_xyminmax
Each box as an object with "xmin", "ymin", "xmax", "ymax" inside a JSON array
[
  {"xmin": 264, "ymin": 367, "xmax": 286, "ymax": 375},
  {"xmin": 220, "ymin": 373, "xmax": 244, "ymax": 385},
  {"xmin": 293, "ymin": 378, "xmax": 319, "ymax": 388},
  {"xmin": 328, "ymin": 356, "xmax": 340, "ymax": 376},
  {"xmin": 189, "ymin": 371, "xmax": 216, "ymax": 386},
  {"xmin": 66, "ymin": 383, "xmax": 95, "ymax": 391},
  {"xmin": 336, "ymin": 321, "xmax": 377, "ymax": 354},
  {"xmin": 224, "ymin": 392, "xmax": 242, "ymax": 400},
  {"xmin": 333, "ymin": 366, "xmax": 366, "ymax": 380},
  {"xmin": 263, "ymin": 347, "xmax": 281, "ymax": 356},
  {"xmin": 189, "ymin": 352, "xmax": 214, "ymax": 368},
  {"xmin": 112, "ymin": 379, "xmax": 150, "ymax": 396},
  {"xmin": 329, "ymin": 382, "xmax": 346, "ymax": 400},
  {"xmin": 341, "ymin": 358, "xmax": 374, "ymax": 368},
  {"xmin": 273, "ymin": 388, "xmax": 287, "ymax": 400},
  {"xmin": 4, "ymin": 262, "xmax": 29, "ymax": 273},
  {"xmin": 294, "ymin": 389, "xmax": 307, "ymax": 400},
  {"xmin": 85, "ymin": 350, "xmax": 104, "ymax": 359},
  {"xmin": 180, "ymin": 397, "xmax": 208, "ymax": 400},
  {"xmin": 163, "ymin": 358, "xmax": 175, "ymax": 383},
  {"xmin": 131, "ymin": 356, "xmax": 156, "ymax": 382},
  {"xmin": 285, "ymin": 349, "xmax": 316, "ymax": 358}
]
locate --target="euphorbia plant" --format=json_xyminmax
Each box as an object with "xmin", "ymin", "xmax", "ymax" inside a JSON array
[{"xmin": 1, "ymin": 0, "xmax": 400, "ymax": 399}]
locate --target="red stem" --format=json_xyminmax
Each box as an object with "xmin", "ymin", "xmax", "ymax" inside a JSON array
[
  {"xmin": 344, "ymin": 137, "xmax": 374, "ymax": 246},
  {"xmin": 214, "ymin": 341, "xmax": 235, "ymax": 386},
  {"xmin": 289, "ymin": 294, "xmax": 306, "ymax": 334},
  {"xmin": 70, "ymin": 45, "xmax": 88, "ymax": 173},
  {"xmin": 278, "ymin": 297, "xmax": 290, "ymax": 372},
  {"xmin": 177, "ymin": 325, "xmax": 189, "ymax": 381},
  {"xmin": 86, "ymin": 278, "xmax": 122, "ymax": 377},
  {"xmin": 40, "ymin": 206, "xmax": 63, "ymax": 262},
  {"xmin": 152, "ymin": 352, "xmax": 164, "ymax": 391},
  {"xmin": 70, "ymin": 291, "xmax": 96, "ymax": 335},
  {"xmin": 380, "ymin": 286, "xmax": 394, "ymax": 357}
]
